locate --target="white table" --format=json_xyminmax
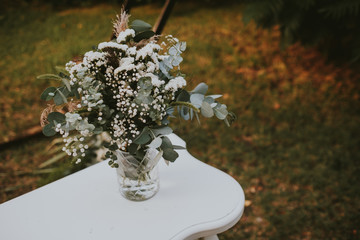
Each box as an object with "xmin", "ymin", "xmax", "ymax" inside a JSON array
[{"xmin": 0, "ymin": 134, "xmax": 245, "ymax": 240}]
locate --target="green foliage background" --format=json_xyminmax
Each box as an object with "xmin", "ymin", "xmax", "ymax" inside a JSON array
[{"xmin": 243, "ymin": 0, "xmax": 360, "ymax": 63}]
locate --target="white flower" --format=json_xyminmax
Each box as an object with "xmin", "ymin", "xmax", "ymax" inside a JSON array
[
  {"xmin": 65, "ymin": 112, "xmax": 81, "ymax": 124},
  {"xmin": 126, "ymin": 46, "xmax": 137, "ymax": 56},
  {"xmin": 145, "ymin": 73, "xmax": 165, "ymax": 87},
  {"xmin": 116, "ymin": 29, "xmax": 135, "ymax": 43},
  {"xmin": 115, "ymin": 57, "xmax": 136, "ymax": 73},
  {"xmin": 83, "ymin": 51, "xmax": 106, "ymax": 68},
  {"xmin": 98, "ymin": 42, "xmax": 128, "ymax": 51},
  {"xmin": 136, "ymin": 43, "xmax": 161, "ymax": 61},
  {"xmin": 165, "ymin": 76, "xmax": 187, "ymax": 91}
]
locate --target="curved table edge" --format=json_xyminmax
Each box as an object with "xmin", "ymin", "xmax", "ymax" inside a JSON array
[{"xmin": 170, "ymin": 158, "xmax": 246, "ymax": 240}]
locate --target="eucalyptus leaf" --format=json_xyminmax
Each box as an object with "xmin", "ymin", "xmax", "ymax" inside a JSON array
[
  {"xmin": 163, "ymin": 57, "xmax": 174, "ymax": 69},
  {"xmin": 208, "ymin": 94, "xmax": 222, "ymax": 99},
  {"xmin": 148, "ymin": 137, "xmax": 162, "ymax": 148},
  {"xmin": 151, "ymin": 126, "xmax": 173, "ymax": 136},
  {"xmin": 171, "ymin": 56, "xmax": 183, "ymax": 66},
  {"xmin": 192, "ymin": 82, "xmax": 208, "ymax": 95},
  {"xmin": 176, "ymin": 90, "xmax": 190, "ymax": 102},
  {"xmin": 109, "ymin": 144, "xmax": 119, "ymax": 151},
  {"xmin": 225, "ymin": 111, "xmax": 237, "ymax": 126},
  {"xmin": 53, "ymin": 92, "xmax": 64, "ymax": 105},
  {"xmin": 133, "ymin": 30, "xmax": 155, "ymax": 42},
  {"xmin": 195, "ymin": 112, "xmax": 201, "ymax": 125},
  {"xmin": 138, "ymin": 77, "xmax": 152, "ymax": 90},
  {"xmin": 173, "ymin": 145, "xmax": 186, "ymax": 150},
  {"xmin": 190, "ymin": 93, "xmax": 204, "ymax": 108},
  {"xmin": 40, "ymin": 87, "xmax": 57, "ymax": 101},
  {"xmin": 42, "ymin": 124, "xmax": 56, "ymax": 137},
  {"xmin": 71, "ymin": 87, "xmax": 80, "ymax": 99},
  {"xmin": 37, "ymin": 74, "xmax": 62, "ymax": 81},
  {"xmin": 179, "ymin": 42, "xmax": 186, "ymax": 51},
  {"xmin": 180, "ymin": 106, "xmax": 190, "ymax": 120},
  {"xmin": 47, "ymin": 112, "xmax": 65, "ymax": 123},
  {"xmin": 161, "ymin": 118, "xmax": 170, "ymax": 125},
  {"xmin": 161, "ymin": 136, "xmax": 173, "ymax": 150},
  {"xmin": 130, "ymin": 20, "xmax": 152, "ymax": 33},
  {"xmin": 159, "ymin": 62, "xmax": 172, "ymax": 78},
  {"xmin": 214, "ymin": 104, "xmax": 228, "ymax": 120},
  {"xmin": 210, "ymin": 103, "xmax": 217, "ymax": 108},
  {"xmin": 204, "ymin": 96, "xmax": 215, "ymax": 104},
  {"xmin": 62, "ymin": 78, "xmax": 71, "ymax": 91},
  {"xmin": 166, "ymin": 107, "xmax": 174, "ymax": 115},
  {"xmin": 55, "ymin": 66, "xmax": 69, "ymax": 75},
  {"xmin": 134, "ymin": 127, "xmax": 151, "ymax": 144},
  {"xmin": 201, "ymin": 101, "xmax": 214, "ymax": 118},
  {"xmin": 169, "ymin": 46, "xmax": 177, "ymax": 55},
  {"xmin": 163, "ymin": 148, "xmax": 179, "ymax": 162},
  {"xmin": 128, "ymin": 143, "xmax": 139, "ymax": 155},
  {"xmin": 59, "ymin": 86, "xmax": 70, "ymax": 98},
  {"xmin": 57, "ymin": 89, "xmax": 68, "ymax": 104}
]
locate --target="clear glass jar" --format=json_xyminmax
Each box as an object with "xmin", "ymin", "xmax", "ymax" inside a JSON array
[{"xmin": 114, "ymin": 148, "xmax": 161, "ymax": 201}]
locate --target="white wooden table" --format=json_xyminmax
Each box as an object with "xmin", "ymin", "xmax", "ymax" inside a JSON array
[{"xmin": 0, "ymin": 134, "xmax": 245, "ymax": 240}]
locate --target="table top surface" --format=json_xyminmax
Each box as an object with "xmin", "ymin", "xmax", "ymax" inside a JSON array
[{"xmin": 0, "ymin": 134, "xmax": 245, "ymax": 240}]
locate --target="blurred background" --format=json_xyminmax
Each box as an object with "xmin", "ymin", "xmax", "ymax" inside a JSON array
[{"xmin": 1, "ymin": 0, "xmax": 360, "ymax": 239}]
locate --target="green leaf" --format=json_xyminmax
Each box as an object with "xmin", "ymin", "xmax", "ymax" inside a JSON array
[
  {"xmin": 134, "ymin": 148, "xmax": 146, "ymax": 161},
  {"xmin": 163, "ymin": 148, "xmax": 179, "ymax": 162},
  {"xmin": 214, "ymin": 104, "xmax": 228, "ymax": 120},
  {"xmin": 138, "ymin": 77, "xmax": 152, "ymax": 90},
  {"xmin": 130, "ymin": 20, "xmax": 152, "ymax": 33},
  {"xmin": 192, "ymin": 82, "xmax": 208, "ymax": 95},
  {"xmin": 208, "ymin": 94, "xmax": 222, "ymax": 99},
  {"xmin": 55, "ymin": 66, "xmax": 69, "ymax": 75},
  {"xmin": 204, "ymin": 96, "xmax": 215, "ymax": 104},
  {"xmin": 201, "ymin": 101, "xmax": 214, "ymax": 118},
  {"xmin": 42, "ymin": 124, "xmax": 56, "ymax": 137},
  {"xmin": 59, "ymin": 86, "xmax": 71, "ymax": 98},
  {"xmin": 71, "ymin": 87, "xmax": 80, "ymax": 99},
  {"xmin": 40, "ymin": 87, "xmax": 57, "ymax": 101},
  {"xmin": 37, "ymin": 74, "xmax": 62, "ymax": 80},
  {"xmin": 148, "ymin": 137, "xmax": 162, "ymax": 148},
  {"xmin": 133, "ymin": 127, "xmax": 152, "ymax": 144},
  {"xmin": 180, "ymin": 106, "xmax": 190, "ymax": 120},
  {"xmin": 62, "ymin": 78, "xmax": 71, "ymax": 91},
  {"xmin": 190, "ymin": 93, "xmax": 205, "ymax": 108},
  {"xmin": 109, "ymin": 144, "xmax": 119, "ymax": 151},
  {"xmin": 133, "ymin": 30, "xmax": 155, "ymax": 42},
  {"xmin": 128, "ymin": 143, "xmax": 139, "ymax": 155},
  {"xmin": 151, "ymin": 126, "xmax": 173, "ymax": 136},
  {"xmin": 173, "ymin": 145, "xmax": 186, "ymax": 150},
  {"xmin": 47, "ymin": 112, "xmax": 66, "ymax": 123},
  {"xmin": 53, "ymin": 92, "xmax": 62, "ymax": 105},
  {"xmin": 161, "ymin": 136, "xmax": 173, "ymax": 149},
  {"xmin": 57, "ymin": 88, "xmax": 68, "ymax": 103},
  {"xmin": 53, "ymin": 87, "xmax": 68, "ymax": 105},
  {"xmin": 176, "ymin": 90, "xmax": 190, "ymax": 102},
  {"xmin": 225, "ymin": 111, "xmax": 237, "ymax": 127}
]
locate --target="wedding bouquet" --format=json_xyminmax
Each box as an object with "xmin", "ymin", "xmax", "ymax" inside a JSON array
[{"xmin": 39, "ymin": 12, "xmax": 235, "ymax": 169}]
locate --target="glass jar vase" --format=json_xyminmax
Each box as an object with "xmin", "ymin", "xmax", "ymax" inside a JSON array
[{"xmin": 114, "ymin": 148, "xmax": 162, "ymax": 201}]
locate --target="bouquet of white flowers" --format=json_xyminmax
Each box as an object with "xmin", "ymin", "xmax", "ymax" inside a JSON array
[{"xmin": 39, "ymin": 12, "xmax": 235, "ymax": 169}]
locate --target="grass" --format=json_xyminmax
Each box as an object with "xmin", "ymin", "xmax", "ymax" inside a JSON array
[{"xmin": 1, "ymin": 2, "xmax": 360, "ymax": 239}]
